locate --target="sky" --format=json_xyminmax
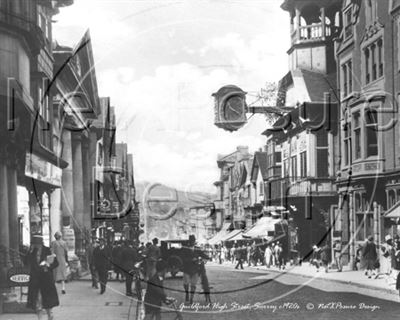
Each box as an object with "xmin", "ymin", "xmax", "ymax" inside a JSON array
[{"xmin": 53, "ymin": 0, "xmax": 290, "ymax": 194}]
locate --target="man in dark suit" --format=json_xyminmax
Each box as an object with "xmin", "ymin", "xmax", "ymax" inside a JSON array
[
  {"xmin": 93, "ymin": 238, "xmax": 111, "ymax": 294},
  {"xmin": 120, "ymin": 240, "xmax": 139, "ymax": 296}
]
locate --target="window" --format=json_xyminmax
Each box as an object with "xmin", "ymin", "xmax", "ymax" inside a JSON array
[
  {"xmin": 283, "ymin": 159, "xmax": 289, "ymax": 177},
  {"xmin": 371, "ymin": 44, "xmax": 376, "ymax": 81},
  {"xmin": 353, "ymin": 112, "xmax": 361, "ymax": 159},
  {"xmin": 378, "ymin": 39, "xmax": 383, "ymax": 78},
  {"xmin": 365, "ymin": 48, "xmax": 370, "ymax": 84},
  {"xmin": 316, "ymin": 132, "xmax": 329, "ymax": 177},
  {"xmin": 387, "ymin": 189, "xmax": 397, "ymax": 210},
  {"xmin": 259, "ymin": 181, "xmax": 264, "ymax": 196},
  {"xmin": 366, "ymin": 0, "xmax": 377, "ymax": 26},
  {"xmin": 341, "ymin": 60, "xmax": 353, "ymax": 97},
  {"xmin": 290, "ymin": 156, "xmax": 297, "ymax": 182},
  {"xmin": 343, "ymin": 123, "xmax": 351, "ymax": 166},
  {"xmin": 356, "ymin": 213, "xmax": 374, "ymax": 241},
  {"xmin": 364, "ymin": 38, "xmax": 383, "ymax": 85},
  {"xmin": 344, "ymin": 7, "xmax": 353, "ymax": 39},
  {"xmin": 365, "ymin": 109, "xmax": 378, "ymax": 156},
  {"xmin": 300, "ymin": 151, "xmax": 307, "ymax": 178}
]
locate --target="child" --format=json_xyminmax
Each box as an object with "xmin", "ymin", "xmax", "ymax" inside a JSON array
[{"xmin": 144, "ymin": 260, "xmax": 174, "ymax": 320}]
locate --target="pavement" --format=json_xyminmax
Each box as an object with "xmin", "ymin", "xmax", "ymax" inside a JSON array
[
  {"xmin": 0, "ymin": 278, "xmax": 139, "ymax": 320},
  {"xmin": 210, "ymin": 260, "xmax": 399, "ymax": 295}
]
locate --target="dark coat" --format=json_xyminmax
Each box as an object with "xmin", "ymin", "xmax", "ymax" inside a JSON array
[
  {"xmin": 93, "ymin": 245, "xmax": 111, "ymax": 271},
  {"xmin": 362, "ymin": 241, "xmax": 377, "ymax": 261},
  {"xmin": 182, "ymin": 246, "xmax": 208, "ymax": 275},
  {"xmin": 27, "ymin": 246, "xmax": 59, "ymax": 310},
  {"xmin": 144, "ymin": 274, "xmax": 167, "ymax": 313},
  {"xmin": 120, "ymin": 245, "xmax": 139, "ymax": 272}
]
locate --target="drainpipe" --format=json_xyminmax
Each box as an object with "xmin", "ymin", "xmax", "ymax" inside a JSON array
[{"xmin": 349, "ymin": 193, "xmax": 355, "ymax": 269}]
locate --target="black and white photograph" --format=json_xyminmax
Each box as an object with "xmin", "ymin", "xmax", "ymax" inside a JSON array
[{"xmin": 1, "ymin": 0, "xmax": 400, "ymax": 319}]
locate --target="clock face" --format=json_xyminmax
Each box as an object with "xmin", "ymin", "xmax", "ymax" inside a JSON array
[{"xmin": 223, "ymin": 95, "xmax": 245, "ymax": 121}]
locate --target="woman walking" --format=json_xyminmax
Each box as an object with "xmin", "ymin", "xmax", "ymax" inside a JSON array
[
  {"xmin": 27, "ymin": 235, "xmax": 60, "ymax": 320},
  {"xmin": 51, "ymin": 231, "xmax": 69, "ymax": 294}
]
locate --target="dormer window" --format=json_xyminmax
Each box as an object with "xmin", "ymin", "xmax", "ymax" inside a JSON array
[
  {"xmin": 366, "ymin": 0, "xmax": 378, "ymax": 26},
  {"xmin": 343, "ymin": 6, "xmax": 353, "ymax": 40}
]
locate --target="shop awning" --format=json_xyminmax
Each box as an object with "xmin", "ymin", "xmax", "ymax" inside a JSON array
[
  {"xmin": 222, "ymin": 229, "xmax": 243, "ymax": 242},
  {"xmin": 242, "ymin": 217, "xmax": 281, "ymax": 239},
  {"xmin": 207, "ymin": 223, "xmax": 232, "ymax": 245},
  {"xmin": 385, "ymin": 202, "xmax": 400, "ymax": 219}
]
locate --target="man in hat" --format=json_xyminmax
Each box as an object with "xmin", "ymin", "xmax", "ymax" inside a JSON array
[
  {"xmin": 27, "ymin": 235, "xmax": 60, "ymax": 320},
  {"xmin": 93, "ymin": 238, "xmax": 111, "ymax": 294},
  {"xmin": 182, "ymin": 235, "xmax": 209, "ymax": 304},
  {"xmin": 87, "ymin": 237, "xmax": 99, "ymax": 289},
  {"xmin": 146, "ymin": 238, "xmax": 161, "ymax": 280}
]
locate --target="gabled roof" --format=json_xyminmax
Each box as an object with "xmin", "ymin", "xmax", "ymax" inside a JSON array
[{"xmin": 250, "ymin": 152, "xmax": 269, "ymax": 182}]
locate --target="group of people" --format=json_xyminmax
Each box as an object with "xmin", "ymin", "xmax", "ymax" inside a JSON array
[
  {"xmin": 87, "ymin": 237, "xmax": 163, "ymax": 296},
  {"xmin": 310, "ymin": 234, "xmax": 400, "ymax": 291},
  {"xmin": 356, "ymin": 234, "xmax": 400, "ymax": 286},
  {"xmin": 205, "ymin": 241, "xmax": 286, "ymax": 270}
]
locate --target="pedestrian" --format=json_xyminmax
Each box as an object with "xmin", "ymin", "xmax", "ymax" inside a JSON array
[
  {"xmin": 333, "ymin": 239, "xmax": 343, "ymax": 272},
  {"xmin": 234, "ymin": 245, "xmax": 244, "ymax": 270},
  {"xmin": 87, "ymin": 237, "xmax": 99, "ymax": 289},
  {"xmin": 112, "ymin": 241, "xmax": 124, "ymax": 281},
  {"xmin": 120, "ymin": 240, "xmax": 139, "ymax": 296},
  {"xmin": 246, "ymin": 243, "xmax": 251, "ymax": 266},
  {"xmin": 27, "ymin": 235, "xmax": 59, "ymax": 320},
  {"xmin": 199, "ymin": 258, "xmax": 211, "ymax": 303},
  {"xmin": 93, "ymin": 238, "xmax": 111, "ymax": 294},
  {"xmin": 144, "ymin": 260, "xmax": 174, "ymax": 320},
  {"xmin": 391, "ymin": 235, "xmax": 400, "ymax": 286},
  {"xmin": 362, "ymin": 235, "xmax": 378, "ymax": 279},
  {"xmin": 276, "ymin": 242, "xmax": 284, "ymax": 270},
  {"xmin": 311, "ymin": 245, "xmax": 322, "ymax": 272},
  {"xmin": 320, "ymin": 244, "xmax": 330, "ymax": 273},
  {"xmin": 230, "ymin": 246, "xmax": 235, "ymax": 264},
  {"xmin": 264, "ymin": 244, "xmax": 272, "ymax": 268},
  {"xmin": 271, "ymin": 243, "xmax": 276, "ymax": 267},
  {"xmin": 50, "ymin": 231, "xmax": 69, "ymax": 294},
  {"xmin": 379, "ymin": 235, "xmax": 393, "ymax": 281},
  {"xmin": 182, "ymin": 235, "xmax": 208, "ymax": 304},
  {"xmin": 146, "ymin": 238, "xmax": 161, "ymax": 280}
]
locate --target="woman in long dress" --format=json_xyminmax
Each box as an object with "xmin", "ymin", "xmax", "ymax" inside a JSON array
[{"xmin": 51, "ymin": 231, "xmax": 69, "ymax": 294}]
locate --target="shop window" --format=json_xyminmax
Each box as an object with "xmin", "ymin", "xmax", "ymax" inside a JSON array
[
  {"xmin": 365, "ymin": 109, "xmax": 378, "ymax": 157},
  {"xmin": 356, "ymin": 213, "xmax": 374, "ymax": 241}
]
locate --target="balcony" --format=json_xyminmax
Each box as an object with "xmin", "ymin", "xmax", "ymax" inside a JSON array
[{"xmin": 291, "ymin": 23, "xmax": 339, "ymax": 45}]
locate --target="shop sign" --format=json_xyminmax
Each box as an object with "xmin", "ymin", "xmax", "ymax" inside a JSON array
[
  {"xmin": 25, "ymin": 153, "xmax": 62, "ymax": 187},
  {"xmin": 8, "ymin": 267, "xmax": 30, "ymax": 287}
]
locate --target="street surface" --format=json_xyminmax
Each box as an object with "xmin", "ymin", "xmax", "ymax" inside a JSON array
[{"xmin": 2, "ymin": 264, "xmax": 400, "ymax": 320}]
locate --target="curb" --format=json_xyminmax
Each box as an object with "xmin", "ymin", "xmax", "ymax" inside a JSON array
[
  {"xmin": 250, "ymin": 266, "xmax": 399, "ymax": 296},
  {"xmin": 210, "ymin": 263, "xmax": 399, "ymax": 296}
]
